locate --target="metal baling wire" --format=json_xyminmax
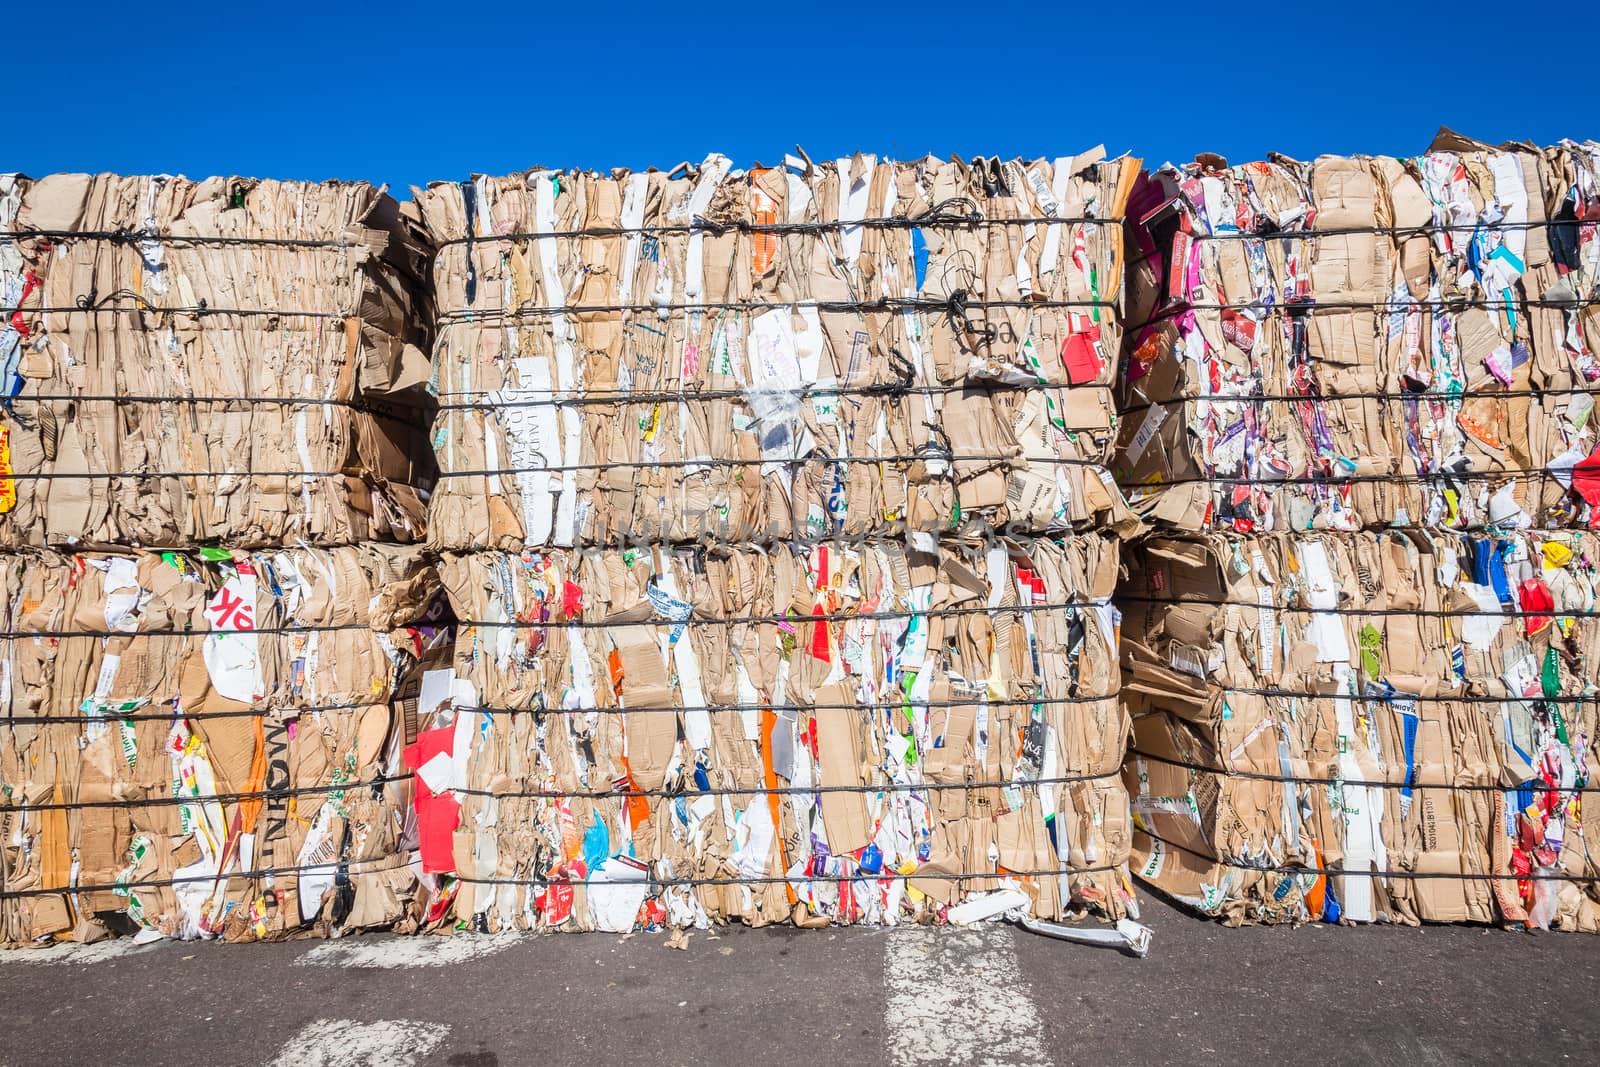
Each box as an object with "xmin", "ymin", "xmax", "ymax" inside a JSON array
[
  {"xmin": 433, "ymin": 376, "xmax": 1108, "ymax": 409},
  {"xmin": 1125, "ymin": 294, "xmax": 1598, "ymax": 319},
  {"xmin": 434, "ymin": 295, "xmax": 1119, "ymax": 322},
  {"xmin": 1118, "ymin": 594, "xmax": 1600, "ymax": 620},
  {"xmin": 0, "ymin": 468, "xmax": 390, "ymax": 481},
  {"xmin": 428, "ymin": 203, "xmax": 1106, "ymax": 246},
  {"xmin": 1126, "ymin": 749, "xmax": 1600, "ymax": 795},
  {"xmin": 10, "ymin": 228, "xmax": 366, "ymax": 250},
  {"xmin": 0, "ymin": 619, "xmax": 381, "ymax": 638},
  {"xmin": 5, "ymin": 394, "xmax": 375, "ymax": 407},
  {"xmin": 432, "ymin": 453, "xmax": 1107, "ymax": 477},
  {"xmin": 1116, "ymin": 464, "xmax": 1590, "ymax": 488},
  {"xmin": 454, "ymin": 597, "xmax": 1110, "ymax": 630},
  {"xmin": 1114, "ymin": 383, "xmax": 1600, "ymax": 418},
  {"xmin": 0, "ymin": 861, "xmax": 1128, "ymax": 902},
  {"xmin": 1108, "ymin": 531, "xmax": 1590, "ymax": 551},
  {"xmin": 0, "ymin": 291, "xmax": 351, "ymax": 318},
  {"xmin": 0, "ymin": 765, "xmax": 1124, "ymax": 816},
  {"xmin": 449, "ymin": 767, "xmax": 1124, "ymax": 803},
  {"xmin": 1130, "ymin": 829, "xmax": 1600, "ymax": 885},
  {"xmin": 0, "ymin": 377, "xmax": 1106, "ymax": 411},
  {"xmin": 0, "ymin": 591, "xmax": 1109, "ymax": 639},
  {"xmin": 0, "ymin": 775, "xmax": 402, "ymax": 814},
  {"xmin": 0, "ymin": 450, "xmax": 1109, "ymax": 481},
  {"xmin": 5, "ymin": 690, "xmax": 1127, "ymax": 726},
  {"xmin": 1200, "ymin": 684, "xmax": 1591, "ymax": 704},
  {"xmin": 1179, "ymin": 218, "xmax": 1587, "ymax": 240}
]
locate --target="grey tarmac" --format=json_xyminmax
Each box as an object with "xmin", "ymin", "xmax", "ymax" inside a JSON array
[{"xmin": 1, "ymin": 895, "xmax": 1593, "ymax": 1066}]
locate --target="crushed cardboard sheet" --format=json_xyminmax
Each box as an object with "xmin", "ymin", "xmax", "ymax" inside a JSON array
[
  {"xmin": 0, "ymin": 173, "xmax": 435, "ymax": 548},
  {"xmin": 425, "ymin": 537, "xmax": 1130, "ymax": 930},
  {"xmin": 412, "ymin": 154, "xmax": 1142, "ymax": 550},
  {"xmin": 0, "ymin": 545, "xmax": 445, "ymax": 945}
]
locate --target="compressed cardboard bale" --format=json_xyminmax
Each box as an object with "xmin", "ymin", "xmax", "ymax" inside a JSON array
[
  {"xmin": 1118, "ymin": 529, "xmax": 1600, "ymax": 931},
  {"xmin": 0, "ymin": 173, "xmax": 436, "ymax": 548},
  {"xmin": 0, "ymin": 544, "xmax": 447, "ymax": 945},
  {"xmin": 1116, "ymin": 138, "xmax": 1600, "ymax": 533},
  {"xmin": 414, "ymin": 534, "xmax": 1132, "ymax": 931},
  {"xmin": 412, "ymin": 152, "xmax": 1142, "ymax": 550}
]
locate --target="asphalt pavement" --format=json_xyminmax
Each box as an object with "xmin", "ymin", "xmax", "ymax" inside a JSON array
[{"xmin": 1, "ymin": 893, "xmax": 1594, "ymax": 1066}]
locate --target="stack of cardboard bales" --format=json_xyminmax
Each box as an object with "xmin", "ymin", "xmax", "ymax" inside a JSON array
[
  {"xmin": 1116, "ymin": 135, "xmax": 1600, "ymax": 929},
  {"xmin": 0, "ymin": 174, "xmax": 445, "ymax": 944},
  {"xmin": 409, "ymin": 151, "xmax": 1147, "ymax": 930}
]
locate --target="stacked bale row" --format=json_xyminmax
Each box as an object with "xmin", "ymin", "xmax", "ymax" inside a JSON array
[
  {"xmin": 409, "ymin": 151, "xmax": 1146, "ymax": 931},
  {"xmin": 0, "ymin": 175, "xmax": 445, "ymax": 944},
  {"xmin": 1115, "ymin": 135, "xmax": 1600, "ymax": 929}
]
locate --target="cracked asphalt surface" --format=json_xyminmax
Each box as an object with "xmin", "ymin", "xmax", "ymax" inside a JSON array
[{"xmin": 1, "ymin": 893, "xmax": 1594, "ymax": 1066}]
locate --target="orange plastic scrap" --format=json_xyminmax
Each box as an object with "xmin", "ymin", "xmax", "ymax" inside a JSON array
[{"xmin": 0, "ymin": 427, "xmax": 15, "ymax": 513}]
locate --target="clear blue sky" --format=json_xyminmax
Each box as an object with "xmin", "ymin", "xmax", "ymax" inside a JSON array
[{"xmin": 23, "ymin": 2, "xmax": 1594, "ymax": 193}]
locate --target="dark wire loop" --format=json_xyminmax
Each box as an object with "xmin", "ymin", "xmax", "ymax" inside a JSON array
[
  {"xmin": 435, "ymin": 452, "xmax": 1105, "ymax": 477},
  {"xmin": 8, "ymin": 228, "xmax": 365, "ymax": 250},
  {"xmin": 1183, "ymin": 219, "xmax": 1576, "ymax": 241},
  {"xmin": 0, "ymin": 775, "xmax": 401, "ymax": 814},
  {"xmin": 431, "ymin": 210, "xmax": 1108, "ymax": 248},
  {"xmin": 1158, "ymin": 684, "xmax": 1593, "ymax": 705},
  {"xmin": 1129, "ymin": 749, "xmax": 1600, "ymax": 795},
  {"xmin": 1135, "ymin": 829, "xmax": 1600, "ymax": 884},
  {"xmin": 0, "ymin": 860, "xmax": 1125, "ymax": 901},
  {"xmin": 0, "ymin": 620, "xmax": 378, "ymax": 639},
  {"xmin": 1137, "ymin": 296, "xmax": 1596, "ymax": 314},
  {"xmin": 434, "ymin": 377, "xmax": 1110, "ymax": 411},
  {"xmin": 454, "ymin": 597, "xmax": 1109, "ymax": 632},
  {"xmin": 1120, "ymin": 594, "xmax": 1600, "ymax": 620},
  {"xmin": 436, "ymin": 296, "xmax": 1117, "ymax": 322},
  {"xmin": 1, "ymin": 300, "xmax": 348, "ymax": 320},
  {"xmin": 455, "ymin": 766, "xmax": 1122, "ymax": 802},
  {"xmin": 1120, "ymin": 465, "xmax": 1574, "ymax": 488},
  {"xmin": 4, "ymin": 394, "xmax": 373, "ymax": 410},
  {"xmin": 0, "ymin": 469, "xmax": 365, "ymax": 481},
  {"xmin": 4, "ymin": 691, "xmax": 1124, "ymax": 726},
  {"xmin": 5, "ymin": 698, "xmax": 416, "ymax": 725},
  {"xmin": 0, "ymin": 766, "xmax": 1120, "ymax": 816},
  {"xmin": 1116, "ymin": 384, "xmax": 1600, "ymax": 418}
]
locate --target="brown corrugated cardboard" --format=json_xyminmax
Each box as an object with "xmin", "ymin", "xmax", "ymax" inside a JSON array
[
  {"xmin": 0, "ymin": 173, "xmax": 435, "ymax": 548},
  {"xmin": 0, "ymin": 545, "xmax": 444, "ymax": 944}
]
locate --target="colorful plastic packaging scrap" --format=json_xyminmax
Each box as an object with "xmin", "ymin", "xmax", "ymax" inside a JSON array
[
  {"xmin": 1119, "ymin": 136, "xmax": 1600, "ymax": 534},
  {"xmin": 1120, "ymin": 530, "xmax": 1600, "ymax": 930},
  {"xmin": 0, "ymin": 545, "xmax": 446, "ymax": 944},
  {"xmin": 423, "ymin": 536, "xmax": 1133, "ymax": 931},
  {"xmin": 412, "ymin": 153, "xmax": 1142, "ymax": 550},
  {"xmin": 1115, "ymin": 134, "xmax": 1600, "ymax": 932}
]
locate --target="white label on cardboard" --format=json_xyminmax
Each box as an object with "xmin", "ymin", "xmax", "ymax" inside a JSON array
[
  {"xmin": 1120, "ymin": 403, "xmax": 1171, "ymax": 463},
  {"xmin": 203, "ymin": 573, "xmax": 262, "ymax": 703},
  {"xmin": 93, "ymin": 654, "xmax": 120, "ymax": 704}
]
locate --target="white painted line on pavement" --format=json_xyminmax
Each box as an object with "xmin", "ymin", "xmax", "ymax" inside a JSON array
[
  {"xmin": 883, "ymin": 925, "xmax": 1049, "ymax": 1067},
  {"xmin": 266, "ymin": 1019, "xmax": 449, "ymax": 1067},
  {"xmin": 0, "ymin": 939, "xmax": 155, "ymax": 965},
  {"xmin": 296, "ymin": 932, "xmax": 523, "ymax": 969}
]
